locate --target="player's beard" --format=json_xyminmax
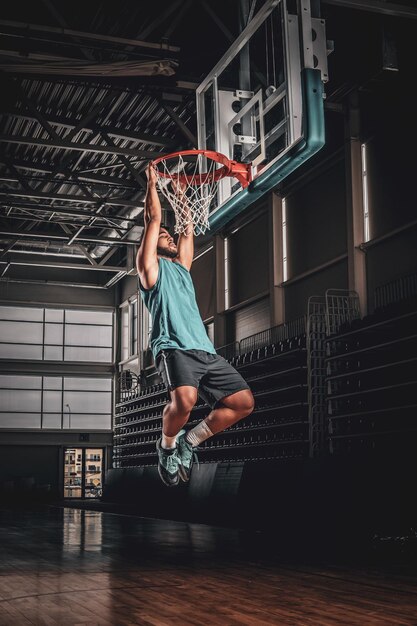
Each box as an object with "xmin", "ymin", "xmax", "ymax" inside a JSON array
[{"xmin": 157, "ymin": 246, "xmax": 177, "ymax": 259}]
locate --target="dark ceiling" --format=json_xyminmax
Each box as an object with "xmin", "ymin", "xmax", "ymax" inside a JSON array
[{"xmin": 0, "ymin": 0, "xmax": 416, "ymax": 289}]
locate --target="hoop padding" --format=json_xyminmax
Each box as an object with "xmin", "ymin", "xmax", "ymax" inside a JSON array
[{"xmin": 151, "ymin": 150, "xmax": 251, "ymax": 236}]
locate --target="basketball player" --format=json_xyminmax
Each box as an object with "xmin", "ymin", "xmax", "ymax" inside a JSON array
[{"xmin": 136, "ymin": 163, "xmax": 254, "ymax": 487}]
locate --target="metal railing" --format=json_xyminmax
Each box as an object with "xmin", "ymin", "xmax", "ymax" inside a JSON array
[
  {"xmin": 239, "ymin": 316, "xmax": 307, "ymax": 354},
  {"xmin": 325, "ymin": 289, "xmax": 361, "ymax": 336},
  {"xmin": 216, "ymin": 342, "xmax": 240, "ymax": 360},
  {"xmin": 307, "ymin": 290, "xmax": 361, "ymax": 456},
  {"xmin": 307, "ymin": 296, "xmax": 327, "ymax": 458},
  {"xmin": 215, "ymin": 316, "xmax": 307, "ymax": 360},
  {"xmin": 374, "ymin": 271, "xmax": 417, "ymax": 311}
]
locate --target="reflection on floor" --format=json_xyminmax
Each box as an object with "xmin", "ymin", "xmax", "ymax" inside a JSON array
[{"xmin": 0, "ymin": 506, "xmax": 417, "ymax": 625}]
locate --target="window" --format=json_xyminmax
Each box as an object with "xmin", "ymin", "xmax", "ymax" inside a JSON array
[
  {"xmin": 131, "ymin": 299, "xmax": 138, "ymax": 356},
  {"xmin": 0, "ymin": 306, "xmax": 43, "ymax": 360},
  {"xmin": 121, "ymin": 305, "xmax": 129, "ymax": 362},
  {"xmin": 361, "ymin": 142, "xmax": 370, "ymax": 243},
  {"xmin": 140, "ymin": 299, "xmax": 152, "ymax": 354},
  {"xmin": 282, "ymin": 197, "xmax": 288, "ymax": 282},
  {"xmin": 0, "ymin": 375, "xmax": 112, "ymax": 430},
  {"xmin": 0, "ymin": 306, "xmax": 113, "ymax": 363},
  {"xmin": 191, "ymin": 245, "xmax": 215, "ymax": 321},
  {"xmin": 205, "ymin": 321, "xmax": 214, "ymax": 344},
  {"xmin": 64, "ymin": 447, "xmax": 104, "ymax": 499},
  {"xmin": 120, "ymin": 296, "xmax": 139, "ymax": 363},
  {"xmin": 224, "ymin": 237, "xmax": 230, "ymax": 309}
]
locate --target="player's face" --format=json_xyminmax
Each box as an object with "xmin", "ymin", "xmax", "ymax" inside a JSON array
[{"xmin": 157, "ymin": 228, "xmax": 177, "ymax": 258}]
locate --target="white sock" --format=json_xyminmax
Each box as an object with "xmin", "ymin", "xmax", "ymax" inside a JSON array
[
  {"xmin": 161, "ymin": 433, "xmax": 177, "ymax": 449},
  {"xmin": 185, "ymin": 420, "xmax": 214, "ymax": 447}
]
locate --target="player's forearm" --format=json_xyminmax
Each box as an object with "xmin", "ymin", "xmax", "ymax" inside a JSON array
[
  {"xmin": 177, "ymin": 218, "xmax": 194, "ymax": 269},
  {"xmin": 178, "ymin": 187, "xmax": 192, "ymax": 236},
  {"xmin": 144, "ymin": 183, "xmax": 162, "ymax": 224}
]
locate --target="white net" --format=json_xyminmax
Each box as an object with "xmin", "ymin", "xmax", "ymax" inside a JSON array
[{"xmin": 153, "ymin": 153, "xmax": 220, "ymax": 236}]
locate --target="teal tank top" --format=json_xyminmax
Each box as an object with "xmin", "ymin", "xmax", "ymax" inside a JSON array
[{"xmin": 139, "ymin": 257, "xmax": 216, "ymax": 359}]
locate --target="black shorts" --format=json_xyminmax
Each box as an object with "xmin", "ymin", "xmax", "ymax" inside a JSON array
[{"xmin": 155, "ymin": 349, "xmax": 250, "ymax": 409}]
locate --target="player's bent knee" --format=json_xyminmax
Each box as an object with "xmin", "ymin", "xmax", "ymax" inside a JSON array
[
  {"xmin": 240, "ymin": 391, "xmax": 255, "ymax": 416},
  {"xmin": 171, "ymin": 386, "xmax": 198, "ymax": 415},
  {"xmin": 222, "ymin": 389, "xmax": 255, "ymax": 416}
]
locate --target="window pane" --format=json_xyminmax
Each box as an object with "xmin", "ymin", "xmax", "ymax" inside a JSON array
[
  {"xmin": 63, "ymin": 391, "xmax": 111, "ymax": 414},
  {"xmin": 45, "ymin": 323, "xmax": 63, "ymax": 345},
  {"xmin": 64, "ymin": 447, "xmax": 83, "ymax": 497},
  {"xmin": 131, "ymin": 300, "xmax": 138, "ymax": 356},
  {"xmin": 65, "ymin": 310, "xmax": 112, "ymax": 325},
  {"xmin": 125, "ymin": 357, "xmax": 139, "ymax": 371},
  {"xmin": 45, "ymin": 309, "xmax": 64, "ymax": 322},
  {"xmin": 64, "ymin": 378, "xmax": 111, "ymax": 392},
  {"xmin": 43, "ymin": 391, "xmax": 62, "ymax": 412},
  {"xmin": 62, "ymin": 408, "xmax": 72, "ymax": 429},
  {"xmin": 42, "ymin": 414, "xmax": 62, "ymax": 429},
  {"xmin": 69, "ymin": 414, "xmax": 111, "ymax": 429},
  {"xmin": 0, "ymin": 306, "xmax": 43, "ymax": 321},
  {"xmin": 0, "ymin": 375, "xmax": 41, "ymax": 389},
  {"xmin": 85, "ymin": 448, "xmax": 103, "ymax": 498},
  {"xmin": 64, "ymin": 346, "xmax": 112, "ymax": 362},
  {"xmin": 65, "ymin": 324, "xmax": 112, "ymax": 347},
  {"xmin": 0, "ymin": 413, "xmax": 41, "ymax": 428},
  {"xmin": 0, "ymin": 321, "xmax": 43, "ymax": 344},
  {"xmin": 44, "ymin": 346, "xmax": 63, "ymax": 361},
  {"xmin": 205, "ymin": 322, "xmax": 214, "ymax": 343},
  {"xmin": 0, "ymin": 344, "xmax": 43, "ymax": 359},
  {"xmin": 121, "ymin": 307, "xmax": 129, "ymax": 361},
  {"xmin": 0, "ymin": 389, "xmax": 41, "ymax": 412},
  {"xmin": 43, "ymin": 377, "xmax": 62, "ymax": 390}
]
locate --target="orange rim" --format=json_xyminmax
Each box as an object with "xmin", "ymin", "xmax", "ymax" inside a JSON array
[{"xmin": 151, "ymin": 149, "xmax": 252, "ymax": 188}]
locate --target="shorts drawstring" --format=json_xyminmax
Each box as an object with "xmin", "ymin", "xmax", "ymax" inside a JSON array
[{"xmin": 161, "ymin": 350, "xmax": 173, "ymax": 389}]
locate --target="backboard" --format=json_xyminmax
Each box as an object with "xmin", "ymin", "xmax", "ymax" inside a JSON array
[{"xmin": 196, "ymin": 0, "xmax": 329, "ymax": 232}]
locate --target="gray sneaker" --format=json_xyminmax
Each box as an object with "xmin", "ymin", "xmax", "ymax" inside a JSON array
[
  {"xmin": 176, "ymin": 429, "xmax": 198, "ymax": 482},
  {"xmin": 156, "ymin": 438, "xmax": 180, "ymax": 487}
]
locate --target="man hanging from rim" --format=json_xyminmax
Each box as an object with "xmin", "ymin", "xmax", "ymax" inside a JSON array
[{"xmin": 136, "ymin": 163, "xmax": 254, "ymax": 487}]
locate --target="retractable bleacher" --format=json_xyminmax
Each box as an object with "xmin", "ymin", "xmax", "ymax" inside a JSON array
[
  {"xmin": 326, "ymin": 296, "xmax": 417, "ymax": 454},
  {"xmin": 113, "ymin": 318, "xmax": 309, "ymax": 467}
]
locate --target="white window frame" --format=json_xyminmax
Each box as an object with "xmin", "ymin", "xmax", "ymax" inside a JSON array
[
  {"xmin": 282, "ymin": 197, "xmax": 288, "ymax": 282},
  {"xmin": 119, "ymin": 295, "xmax": 139, "ymax": 365},
  {"xmin": 361, "ymin": 142, "xmax": 370, "ymax": 243}
]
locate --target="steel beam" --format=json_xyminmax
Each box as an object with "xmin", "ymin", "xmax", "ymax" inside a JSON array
[
  {"xmin": 1, "ymin": 212, "xmax": 130, "ymax": 231},
  {"xmin": 0, "ymin": 257, "xmax": 126, "ymax": 272},
  {"xmin": 322, "ymin": 0, "xmax": 417, "ymax": 19},
  {"xmin": 0, "ymin": 229, "xmax": 138, "ymax": 246},
  {"xmin": 100, "ymin": 132, "xmax": 147, "ymax": 192},
  {"xmin": 0, "ymin": 202, "xmax": 136, "ymax": 223},
  {"xmin": 136, "ymin": 0, "xmax": 183, "ymax": 39},
  {"xmin": 163, "ymin": 0, "xmax": 193, "ymax": 39},
  {"xmin": 1, "ymin": 111, "xmax": 174, "ymax": 148},
  {"xmin": 0, "ymin": 168, "xmax": 136, "ymax": 189},
  {"xmin": 160, "ymin": 103, "xmax": 197, "ymax": 147},
  {"xmin": 0, "ymin": 135, "xmax": 162, "ymax": 159},
  {"xmin": 0, "ymin": 190, "xmax": 143, "ymax": 208},
  {"xmin": 40, "ymin": 0, "xmax": 95, "ymax": 62},
  {"xmin": 0, "ymin": 19, "xmax": 180, "ymax": 51},
  {"xmin": 200, "ymin": 0, "xmax": 235, "ymax": 42}
]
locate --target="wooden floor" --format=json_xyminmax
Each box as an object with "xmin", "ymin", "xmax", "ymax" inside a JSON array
[{"xmin": 0, "ymin": 507, "xmax": 417, "ymax": 625}]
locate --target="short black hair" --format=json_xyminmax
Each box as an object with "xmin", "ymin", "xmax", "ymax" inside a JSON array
[{"xmin": 137, "ymin": 225, "xmax": 169, "ymax": 247}]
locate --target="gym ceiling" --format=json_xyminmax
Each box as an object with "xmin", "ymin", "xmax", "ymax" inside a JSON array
[{"xmin": 0, "ymin": 0, "xmax": 415, "ymax": 288}]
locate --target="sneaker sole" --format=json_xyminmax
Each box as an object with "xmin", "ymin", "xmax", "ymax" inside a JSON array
[
  {"xmin": 178, "ymin": 463, "xmax": 191, "ymax": 483},
  {"xmin": 158, "ymin": 464, "xmax": 179, "ymax": 487},
  {"xmin": 156, "ymin": 439, "xmax": 180, "ymax": 487}
]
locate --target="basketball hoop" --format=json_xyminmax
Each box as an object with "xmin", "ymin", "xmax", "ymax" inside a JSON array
[{"xmin": 151, "ymin": 150, "xmax": 252, "ymax": 235}]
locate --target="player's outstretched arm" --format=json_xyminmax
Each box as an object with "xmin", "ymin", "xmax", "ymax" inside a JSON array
[
  {"xmin": 174, "ymin": 181, "xmax": 194, "ymax": 271},
  {"xmin": 136, "ymin": 163, "xmax": 161, "ymax": 289}
]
